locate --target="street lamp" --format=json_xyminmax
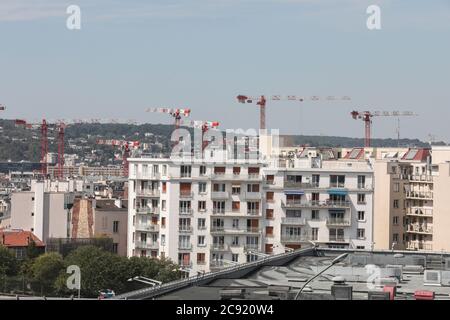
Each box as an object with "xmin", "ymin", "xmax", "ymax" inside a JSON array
[{"xmin": 294, "ymin": 253, "xmax": 348, "ymax": 300}]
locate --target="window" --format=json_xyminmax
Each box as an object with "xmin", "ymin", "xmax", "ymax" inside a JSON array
[
  {"xmin": 357, "ymin": 175, "xmax": 366, "ymax": 189},
  {"xmin": 393, "ymin": 216, "xmax": 399, "ymax": 225},
  {"xmin": 233, "ymin": 167, "xmax": 241, "ymax": 175},
  {"xmin": 232, "ymin": 219, "xmax": 239, "ymax": 229},
  {"xmin": 311, "ymin": 228, "xmax": 319, "ymax": 241},
  {"xmin": 161, "ymin": 234, "xmax": 165, "ymax": 246},
  {"xmin": 198, "ymin": 182, "xmax": 207, "ymax": 193},
  {"xmin": 330, "ymin": 175, "xmax": 345, "ymax": 188},
  {"xmin": 197, "ymin": 253, "xmax": 206, "ymax": 264},
  {"xmin": 214, "ymin": 166, "xmax": 225, "ymax": 175},
  {"xmin": 161, "ymin": 217, "xmax": 166, "ymax": 228},
  {"xmin": 179, "ymin": 200, "xmax": 192, "ymax": 213},
  {"xmin": 266, "ymin": 192, "xmax": 274, "ymax": 202},
  {"xmin": 198, "ymin": 201, "xmax": 206, "ymax": 211},
  {"xmin": 198, "ymin": 236, "xmax": 205, "ymax": 246},
  {"xmin": 266, "ymin": 209, "xmax": 274, "ymax": 219},
  {"xmin": 162, "ymin": 165, "xmax": 167, "ymax": 175},
  {"xmin": 247, "ymin": 202, "xmax": 259, "ymax": 214},
  {"xmin": 232, "ymin": 201, "xmax": 240, "ymax": 212},
  {"xmin": 393, "ymin": 200, "xmax": 399, "ymax": 209},
  {"xmin": 311, "ymin": 210, "xmax": 319, "ymax": 220},
  {"xmin": 265, "ymin": 175, "xmax": 274, "ymax": 184},
  {"xmin": 112, "ymin": 243, "xmax": 118, "ymax": 254},
  {"xmin": 180, "ymin": 165, "xmax": 191, "ymax": 178},
  {"xmin": 153, "ymin": 165, "xmax": 159, "ymax": 174},
  {"xmin": 199, "ymin": 165, "xmax": 206, "ymax": 176},
  {"xmin": 312, "ymin": 174, "xmax": 320, "ymax": 187},
  {"xmin": 247, "ymin": 184, "xmax": 259, "ymax": 192},
  {"xmin": 232, "ymin": 254, "xmax": 239, "ymax": 262},
  {"xmin": 232, "ymin": 236, "xmax": 239, "ymax": 246},
  {"xmin": 311, "ymin": 192, "xmax": 320, "ymax": 202},
  {"xmin": 357, "ymin": 194, "xmax": 366, "ymax": 204},
  {"xmin": 232, "ymin": 185, "xmax": 241, "ymax": 195},
  {"xmin": 113, "ymin": 221, "xmax": 119, "ymax": 233},
  {"xmin": 357, "ymin": 228, "xmax": 365, "ymax": 239},
  {"xmin": 213, "ymin": 183, "xmax": 226, "ymax": 192},
  {"xmin": 161, "ymin": 200, "xmax": 166, "ymax": 211},
  {"xmin": 286, "ymin": 210, "xmax": 301, "ymax": 217},
  {"xmin": 393, "ymin": 183, "xmax": 400, "ymax": 192},
  {"xmin": 329, "ymin": 228, "xmax": 344, "ymax": 241},
  {"xmin": 358, "ymin": 211, "xmax": 365, "ymax": 221},
  {"xmin": 213, "ymin": 201, "xmax": 225, "ymax": 213},
  {"xmin": 266, "ymin": 226, "xmax": 274, "ymax": 237},
  {"xmin": 356, "ymin": 246, "xmax": 365, "ymax": 249},
  {"xmin": 198, "ymin": 218, "xmax": 206, "ymax": 229},
  {"xmin": 162, "ymin": 182, "xmax": 167, "ymax": 193},
  {"xmin": 393, "ymin": 233, "xmax": 399, "ymax": 243}
]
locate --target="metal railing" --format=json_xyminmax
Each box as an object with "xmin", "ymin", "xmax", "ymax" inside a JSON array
[
  {"xmin": 326, "ymin": 218, "xmax": 351, "ymax": 226},
  {"xmin": 136, "ymin": 190, "xmax": 160, "ymax": 197},
  {"xmin": 281, "ymin": 217, "xmax": 307, "ymax": 225},
  {"xmin": 405, "ymin": 207, "xmax": 433, "ymax": 216},
  {"xmin": 406, "ymin": 224, "xmax": 433, "ymax": 234},
  {"xmin": 406, "ymin": 191, "xmax": 433, "ymax": 199},
  {"xmin": 179, "ymin": 191, "xmax": 194, "ymax": 199},
  {"xmin": 113, "ymin": 247, "xmax": 314, "ymax": 300},
  {"xmin": 135, "ymin": 224, "xmax": 159, "ymax": 232},
  {"xmin": 178, "ymin": 243, "xmax": 192, "ymax": 250},
  {"xmin": 282, "ymin": 200, "xmax": 351, "ymax": 209},
  {"xmin": 179, "ymin": 208, "xmax": 193, "ymax": 215},
  {"xmin": 178, "ymin": 226, "xmax": 193, "ymax": 233},
  {"xmin": 211, "ymin": 191, "xmax": 229, "ymax": 199},
  {"xmin": 136, "ymin": 207, "xmax": 160, "ymax": 215},
  {"xmin": 135, "ymin": 241, "xmax": 159, "ymax": 249}
]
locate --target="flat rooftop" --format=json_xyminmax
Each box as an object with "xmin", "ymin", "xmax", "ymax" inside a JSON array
[{"xmin": 156, "ymin": 250, "xmax": 450, "ymax": 300}]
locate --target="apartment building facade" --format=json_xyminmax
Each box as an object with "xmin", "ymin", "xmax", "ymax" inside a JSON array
[{"xmin": 127, "ymin": 148, "xmax": 374, "ymax": 275}]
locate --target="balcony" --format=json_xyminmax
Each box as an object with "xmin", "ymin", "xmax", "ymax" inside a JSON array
[
  {"xmin": 135, "ymin": 172, "xmax": 160, "ymax": 180},
  {"xmin": 281, "ymin": 235, "xmax": 311, "ymax": 243},
  {"xmin": 408, "ymin": 175, "xmax": 433, "ymax": 183},
  {"xmin": 178, "ymin": 243, "xmax": 193, "ymax": 250},
  {"xmin": 243, "ymin": 244, "xmax": 260, "ymax": 251},
  {"xmin": 178, "ymin": 261, "xmax": 193, "ymax": 268},
  {"xmin": 407, "ymin": 241, "xmax": 433, "ymax": 251},
  {"xmin": 282, "ymin": 200, "xmax": 351, "ymax": 209},
  {"xmin": 284, "ymin": 181, "xmax": 319, "ymax": 189},
  {"xmin": 136, "ymin": 207, "xmax": 160, "ymax": 215},
  {"xmin": 244, "ymin": 191, "xmax": 262, "ymax": 200},
  {"xmin": 281, "ymin": 217, "xmax": 307, "ymax": 225},
  {"xmin": 210, "ymin": 227, "xmax": 261, "ymax": 234},
  {"xmin": 136, "ymin": 189, "xmax": 160, "ymax": 198},
  {"xmin": 179, "ymin": 225, "xmax": 193, "ymax": 233},
  {"xmin": 326, "ymin": 218, "xmax": 351, "ymax": 226},
  {"xmin": 179, "ymin": 191, "xmax": 194, "ymax": 199},
  {"xmin": 135, "ymin": 241, "xmax": 159, "ymax": 250},
  {"xmin": 328, "ymin": 237, "xmax": 348, "ymax": 243},
  {"xmin": 247, "ymin": 209, "xmax": 261, "ymax": 216},
  {"xmin": 212, "ymin": 208, "xmax": 226, "ymax": 215},
  {"xmin": 135, "ymin": 223, "xmax": 159, "ymax": 232},
  {"xmin": 179, "ymin": 208, "xmax": 193, "ymax": 215},
  {"xmin": 406, "ymin": 224, "xmax": 433, "ymax": 234},
  {"xmin": 406, "ymin": 191, "xmax": 433, "ymax": 200},
  {"xmin": 210, "ymin": 243, "xmax": 231, "ymax": 251},
  {"xmin": 211, "ymin": 191, "xmax": 229, "ymax": 200},
  {"xmin": 405, "ymin": 207, "xmax": 433, "ymax": 217},
  {"xmin": 264, "ymin": 179, "xmax": 275, "ymax": 186},
  {"xmin": 247, "ymin": 174, "xmax": 262, "ymax": 181}
]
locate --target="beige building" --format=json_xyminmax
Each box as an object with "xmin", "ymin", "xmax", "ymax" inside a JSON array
[{"xmin": 373, "ymin": 146, "xmax": 450, "ymax": 252}]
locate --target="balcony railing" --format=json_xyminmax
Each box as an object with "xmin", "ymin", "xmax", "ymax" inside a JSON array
[
  {"xmin": 408, "ymin": 175, "xmax": 433, "ymax": 183},
  {"xmin": 405, "ymin": 207, "xmax": 433, "ymax": 217},
  {"xmin": 244, "ymin": 192, "xmax": 262, "ymax": 200},
  {"xmin": 406, "ymin": 191, "xmax": 433, "ymax": 200},
  {"xmin": 281, "ymin": 235, "xmax": 311, "ymax": 242},
  {"xmin": 326, "ymin": 218, "xmax": 351, "ymax": 226},
  {"xmin": 247, "ymin": 174, "xmax": 262, "ymax": 180},
  {"xmin": 247, "ymin": 209, "xmax": 261, "ymax": 216},
  {"xmin": 406, "ymin": 224, "xmax": 433, "ymax": 234},
  {"xmin": 135, "ymin": 172, "xmax": 161, "ymax": 180},
  {"xmin": 135, "ymin": 241, "xmax": 159, "ymax": 249},
  {"xmin": 328, "ymin": 237, "xmax": 348, "ymax": 242},
  {"xmin": 211, "ymin": 191, "xmax": 229, "ymax": 200},
  {"xmin": 210, "ymin": 243, "xmax": 230, "ymax": 251},
  {"xmin": 179, "ymin": 208, "xmax": 193, "ymax": 215},
  {"xmin": 407, "ymin": 241, "xmax": 433, "ymax": 251},
  {"xmin": 329, "ymin": 183, "xmax": 345, "ymax": 188},
  {"xmin": 210, "ymin": 227, "xmax": 261, "ymax": 234},
  {"xmin": 179, "ymin": 226, "xmax": 193, "ymax": 233},
  {"xmin": 282, "ymin": 200, "xmax": 351, "ymax": 209},
  {"xmin": 136, "ymin": 207, "xmax": 160, "ymax": 215},
  {"xmin": 178, "ymin": 243, "xmax": 192, "ymax": 250},
  {"xmin": 212, "ymin": 208, "xmax": 226, "ymax": 214},
  {"xmin": 178, "ymin": 261, "xmax": 193, "ymax": 268},
  {"xmin": 179, "ymin": 191, "xmax": 194, "ymax": 199},
  {"xmin": 281, "ymin": 217, "xmax": 307, "ymax": 225},
  {"xmin": 136, "ymin": 189, "xmax": 160, "ymax": 197},
  {"xmin": 243, "ymin": 244, "xmax": 260, "ymax": 251},
  {"xmin": 135, "ymin": 224, "xmax": 159, "ymax": 232},
  {"xmin": 283, "ymin": 181, "xmax": 319, "ymax": 189}
]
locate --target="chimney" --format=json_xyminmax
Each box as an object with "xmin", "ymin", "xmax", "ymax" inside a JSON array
[{"xmin": 1, "ymin": 234, "xmax": 5, "ymax": 245}]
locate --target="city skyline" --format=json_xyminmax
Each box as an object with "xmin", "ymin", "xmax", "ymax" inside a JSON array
[{"xmin": 0, "ymin": 0, "xmax": 449, "ymax": 141}]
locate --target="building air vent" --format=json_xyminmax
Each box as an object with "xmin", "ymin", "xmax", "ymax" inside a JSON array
[{"xmin": 424, "ymin": 270, "xmax": 441, "ymax": 286}]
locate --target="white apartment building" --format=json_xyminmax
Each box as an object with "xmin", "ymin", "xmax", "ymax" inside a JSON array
[{"xmin": 127, "ymin": 147, "xmax": 374, "ymax": 276}]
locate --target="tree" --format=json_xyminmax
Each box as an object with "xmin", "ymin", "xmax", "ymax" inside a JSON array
[
  {"xmin": 0, "ymin": 245, "xmax": 18, "ymax": 276},
  {"xmin": 29, "ymin": 252, "xmax": 64, "ymax": 295}
]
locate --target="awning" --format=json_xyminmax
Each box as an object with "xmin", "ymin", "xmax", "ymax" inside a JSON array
[
  {"xmin": 327, "ymin": 189, "xmax": 348, "ymax": 196},
  {"xmin": 284, "ymin": 190, "xmax": 304, "ymax": 195}
]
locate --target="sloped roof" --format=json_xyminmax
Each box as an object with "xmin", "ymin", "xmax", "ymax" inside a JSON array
[{"xmin": 0, "ymin": 229, "xmax": 45, "ymax": 247}]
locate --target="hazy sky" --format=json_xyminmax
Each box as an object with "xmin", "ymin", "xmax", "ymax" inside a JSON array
[{"xmin": 0, "ymin": 0, "xmax": 449, "ymax": 142}]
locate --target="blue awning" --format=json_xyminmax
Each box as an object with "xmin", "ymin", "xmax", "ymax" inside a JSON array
[
  {"xmin": 284, "ymin": 190, "xmax": 304, "ymax": 196},
  {"xmin": 327, "ymin": 189, "xmax": 348, "ymax": 196}
]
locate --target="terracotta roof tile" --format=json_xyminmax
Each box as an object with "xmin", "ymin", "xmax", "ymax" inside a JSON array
[{"xmin": 0, "ymin": 229, "xmax": 45, "ymax": 247}]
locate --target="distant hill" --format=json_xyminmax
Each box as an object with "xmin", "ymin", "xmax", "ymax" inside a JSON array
[{"xmin": 0, "ymin": 119, "xmax": 443, "ymax": 164}]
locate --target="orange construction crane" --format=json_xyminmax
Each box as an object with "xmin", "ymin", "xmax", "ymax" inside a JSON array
[
  {"xmin": 237, "ymin": 94, "xmax": 351, "ymax": 130},
  {"xmin": 351, "ymin": 110, "xmax": 417, "ymax": 148},
  {"xmin": 96, "ymin": 139, "xmax": 140, "ymax": 177}
]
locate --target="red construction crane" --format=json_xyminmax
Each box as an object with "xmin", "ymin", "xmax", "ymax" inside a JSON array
[
  {"xmin": 237, "ymin": 94, "xmax": 351, "ymax": 130},
  {"xmin": 96, "ymin": 139, "xmax": 140, "ymax": 176},
  {"xmin": 179, "ymin": 119, "xmax": 220, "ymax": 152},
  {"xmin": 0, "ymin": 104, "xmax": 6, "ymax": 111},
  {"xmin": 351, "ymin": 110, "xmax": 417, "ymax": 148},
  {"xmin": 146, "ymin": 107, "xmax": 191, "ymax": 145}
]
